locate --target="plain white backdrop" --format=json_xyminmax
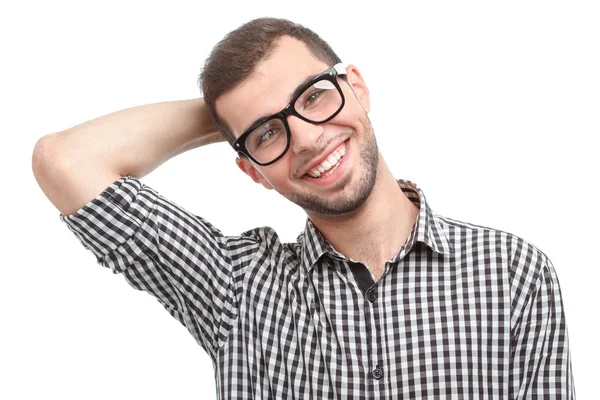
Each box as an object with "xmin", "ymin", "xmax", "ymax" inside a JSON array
[{"xmin": 2, "ymin": 0, "xmax": 598, "ymax": 398}]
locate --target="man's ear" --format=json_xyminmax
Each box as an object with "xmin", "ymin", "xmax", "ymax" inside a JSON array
[
  {"xmin": 345, "ymin": 64, "xmax": 370, "ymax": 113},
  {"xmin": 236, "ymin": 156, "xmax": 273, "ymax": 190}
]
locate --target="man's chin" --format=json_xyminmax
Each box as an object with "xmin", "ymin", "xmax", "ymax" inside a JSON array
[{"xmin": 291, "ymin": 178, "xmax": 375, "ymax": 217}]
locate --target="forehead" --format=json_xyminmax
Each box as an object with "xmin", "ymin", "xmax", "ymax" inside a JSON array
[{"xmin": 215, "ymin": 36, "xmax": 330, "ymax": 138}]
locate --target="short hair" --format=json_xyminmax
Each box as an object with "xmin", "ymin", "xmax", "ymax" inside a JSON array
[{"xmin": 198, "ymin": 17, "xmax": 342, "ymax": 144}]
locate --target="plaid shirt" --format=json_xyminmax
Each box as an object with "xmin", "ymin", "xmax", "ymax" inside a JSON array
[{"xmin": 60, "ymin": 176, "xmax": 574, "ymax": 399}]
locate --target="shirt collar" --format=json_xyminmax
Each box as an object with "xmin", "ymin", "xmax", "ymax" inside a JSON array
[{"xmin": 297, "ymin": 179, "xmax": 454, "ymax": 274}]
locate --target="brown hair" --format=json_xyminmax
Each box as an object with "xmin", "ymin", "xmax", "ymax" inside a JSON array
[{"xmin": 198, "ymin": 17, "xmax": 342, "ymax": 144}]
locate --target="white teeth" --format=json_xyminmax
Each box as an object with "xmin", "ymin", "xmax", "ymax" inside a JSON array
[
  {"xmin": 320, "ymin": 161, "xmax": 340, "ymax": 178},
  {"xmin": 306, "ymin": 142, "xmax": 346, "ymax": 178}
]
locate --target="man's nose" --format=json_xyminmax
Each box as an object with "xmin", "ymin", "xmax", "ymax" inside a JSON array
[{"xmin": 287, "ymin": 115, "xmax": 325, "ymax": 154}]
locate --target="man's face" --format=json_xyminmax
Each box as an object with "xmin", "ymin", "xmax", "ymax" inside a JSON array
[{"xmin": 216, "ymin": 36, "xmax": 380, "ymax": 217}]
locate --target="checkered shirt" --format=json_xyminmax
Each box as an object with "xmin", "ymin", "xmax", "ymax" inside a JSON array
[{"xmin": 60, "ymin": 176, "xmax": 575, "ymax": 399}]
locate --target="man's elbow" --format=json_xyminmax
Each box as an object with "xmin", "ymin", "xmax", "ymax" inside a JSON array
[
  {"xmin": 32, "ymin": 133, "xmax": 124, "ymax": 216},
  {"xmin": 33, "ymin": 134, "xmax": 66, "ymax": 182},
  {"xmin": 32, "ymin": 133, "xmax": 79, "ymax": 215}
]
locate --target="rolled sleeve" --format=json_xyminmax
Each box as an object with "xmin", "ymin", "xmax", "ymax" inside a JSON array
[
  {"xmin": 60, "ymin": 176, "xmax": 154, "ymax": 272},
  {"xmin": 60, "ymin": 176, "xmax": 254, "ymax": 359}
]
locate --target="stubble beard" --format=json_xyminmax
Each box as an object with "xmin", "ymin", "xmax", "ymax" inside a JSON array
[{"xmin": 287, "ymin": 115, "xmax": 379, "ymax": 216}]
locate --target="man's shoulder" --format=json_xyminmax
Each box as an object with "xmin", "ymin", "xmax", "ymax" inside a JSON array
[{"xmin": 434, "ymin": 213, "xmax": 550, "ymax": 275}]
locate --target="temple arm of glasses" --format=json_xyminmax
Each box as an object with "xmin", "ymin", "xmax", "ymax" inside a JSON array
[{"xmin": 333, "ymin": 63, "xmax": 348, "ymax": 75}]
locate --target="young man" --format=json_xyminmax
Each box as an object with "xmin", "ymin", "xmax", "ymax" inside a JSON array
[{"xmin": 33, "ymin": 18, "xmax": 574, "ymax": 399}]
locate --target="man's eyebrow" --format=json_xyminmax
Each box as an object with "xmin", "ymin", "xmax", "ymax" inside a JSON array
[
  {"xmin": 242, "ymin": 72, "xmax": 320, "ymax": 134},
  {"xmin": 288, "ymin": 72, "xmax": 320, "ymax": 104}
]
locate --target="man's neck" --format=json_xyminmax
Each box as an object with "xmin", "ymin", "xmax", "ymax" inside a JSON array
[{"xmin": 307, "ymin": 158, "xmax": 420, "ymax": 281}]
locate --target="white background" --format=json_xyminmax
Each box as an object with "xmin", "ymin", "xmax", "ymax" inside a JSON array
[{"xmin": 2, "ymin": 0, "xmax": 598, "ymax": 398}]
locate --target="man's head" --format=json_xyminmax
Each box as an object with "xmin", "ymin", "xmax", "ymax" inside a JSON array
[{"xmin": 198, "ymin": 18, "xmax": 380, "ymax": 218}]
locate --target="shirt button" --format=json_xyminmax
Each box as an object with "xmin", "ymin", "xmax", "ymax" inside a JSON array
[
  {"xmin": 372, "ymin": 367, "xmax": 383, "ymax": 380},
  {"xmin": 366, "ymin": 290, "xmax": 378, "ymax": 303}
]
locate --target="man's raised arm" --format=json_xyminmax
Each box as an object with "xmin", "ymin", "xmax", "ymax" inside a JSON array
[{"xmin": 32, "ymin": 98, "xmax": 221, "ymax": 215}]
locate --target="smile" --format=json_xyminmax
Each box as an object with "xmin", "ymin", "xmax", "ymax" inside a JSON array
[{"xmin": 305, "ymin": 142, "xmax": 346, "ymax": 179}]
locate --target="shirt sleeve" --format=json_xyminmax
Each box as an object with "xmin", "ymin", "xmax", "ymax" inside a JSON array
[
  {"xmin": 510, "ymin": 247, "xmax": 575, "ymax": 399},
  {"xmin": 59, "ymin": 175, "xmax": 259, "ymax": 360}
]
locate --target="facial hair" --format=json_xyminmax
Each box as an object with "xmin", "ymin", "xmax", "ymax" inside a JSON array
[{"xmin": 287, "ymin": 115, "xmax": 379, "ymax": 216}]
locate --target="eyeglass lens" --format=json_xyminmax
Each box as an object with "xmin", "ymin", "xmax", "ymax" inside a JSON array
[{"xmin": 245, "ymin": 79, "xmax": 342, "ymax": 164}]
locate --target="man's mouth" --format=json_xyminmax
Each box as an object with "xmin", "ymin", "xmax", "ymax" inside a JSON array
[{"xmin": 304, "ymin": 141, "xmax": 347, "ymax": 179}]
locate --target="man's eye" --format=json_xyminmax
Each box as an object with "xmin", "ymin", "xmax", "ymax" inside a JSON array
[
  {"xmin": 256, "ymin": 127, "xmax": 280, "ymax": 147},
  {"xmin": 258, "ymin": 130, "xmax": 274, "ymax": 143},
  {"xmin": 303, "ymin": 89, "xmax": 324, "ymax": 108}
]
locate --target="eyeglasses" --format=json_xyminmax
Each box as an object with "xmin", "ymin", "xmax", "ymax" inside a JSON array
[{"xmin": 231, "ymin": 63, "xmax": 348, "ymax": 166}]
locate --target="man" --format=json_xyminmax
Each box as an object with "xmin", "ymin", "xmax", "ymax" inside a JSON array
[{"xmin": 33, "ymin": 17, "xmax": 574, "ymax": 399}]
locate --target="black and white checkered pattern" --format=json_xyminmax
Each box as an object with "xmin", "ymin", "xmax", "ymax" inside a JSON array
[{"xmin": 60, "ymin": 176, "xmax": 574, "ymax": 399}]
